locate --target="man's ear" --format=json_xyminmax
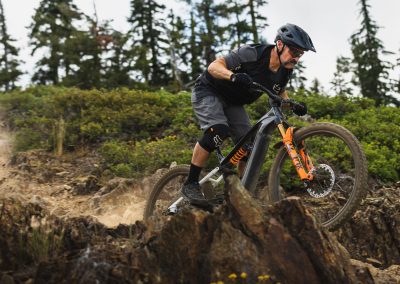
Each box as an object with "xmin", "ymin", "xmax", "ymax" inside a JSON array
[{"xmin": 276, "ymin": 40, "xmax": 284, "ymax": 52}]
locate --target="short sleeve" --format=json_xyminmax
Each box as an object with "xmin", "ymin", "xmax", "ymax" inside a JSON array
[{"xmin": 224, "ymin": 45, "xmax": 258, "ymax": 71}]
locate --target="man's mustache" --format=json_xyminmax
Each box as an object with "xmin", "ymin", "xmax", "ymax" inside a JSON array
[{"xmin": 283, "ymin": 60, "xmax": 297, "ymax": 66}]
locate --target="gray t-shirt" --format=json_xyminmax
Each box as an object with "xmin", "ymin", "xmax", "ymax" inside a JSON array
[{"xmin": 197, "ymin": 44, "xmax": 292, "ymax": 105}]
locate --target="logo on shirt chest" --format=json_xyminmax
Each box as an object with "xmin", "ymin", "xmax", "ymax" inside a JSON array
[{"xmin": 273, "ymin": 84, "xmax": 282, "ymax": 93}]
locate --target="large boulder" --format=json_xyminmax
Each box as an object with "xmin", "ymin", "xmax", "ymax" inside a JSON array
[
  {"xmin": 335, "ymin": 183, "xmax": 400, "ymax": 267},
  {"xmin": 1, "ymin": 175, "xmax": 396, "ymax": 284}
]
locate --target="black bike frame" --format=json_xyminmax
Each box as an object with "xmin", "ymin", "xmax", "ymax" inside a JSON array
[{"xmin": 219, "ymin": 105, "xmax": 286, "ymax": 195}]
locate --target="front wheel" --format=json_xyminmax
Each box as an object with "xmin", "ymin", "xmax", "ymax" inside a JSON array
[{"xmin": 268, "ymin": 122, "xmax": 368, "ymax": 231}]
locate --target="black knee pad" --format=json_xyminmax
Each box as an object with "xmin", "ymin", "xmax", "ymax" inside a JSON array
[{"xmin": 198, "ymin": 124, "xmax": 230, "ymax": 152}]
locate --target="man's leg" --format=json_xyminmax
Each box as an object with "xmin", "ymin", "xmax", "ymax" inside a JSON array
[
  {"xmin": 183, "ymin": 93, "xmax": 230, "ymax": 206},
  {"xmin": 185, "ymin": 142, "xmax": 210, "ymax": 185},
  {"xmin": 182, "ymin": 124, "xmax": 230, "ymax": 205}
]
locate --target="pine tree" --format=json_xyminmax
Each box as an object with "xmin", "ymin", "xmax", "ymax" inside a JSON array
[
  {"xmin": 165, "ymin": 10, "xmax": 189, "ymax": 90},
  {"xmin": 103, "ymin": 30, "xmax": 133, "ymax": 89},
  {"xmin": 197, "ymin": 0, "xmax": 229, "ymax": 65},
  {"xmin": 350, "ymin": 0, "xmax": 398, "ymax": 106},
  {"xmin": 128, "ymin": 0, "xmax": 169, "ymax": 87},
  {"xmin": 330, "ymin": 56, "xmax": 353, "ymax": 96},
  {"xmin": 226, "ymin": 0, "xmax": 253, "ymax": 49},
  {"xmin": 178, "ymin": 0, "xmax": 229, "ymax": 80},
  {"xmin": 394, "ymin": 49, "xmax": 400, "ymax": 95},
  {"xmin": 29, "ymin": 0, "xmax": 82, "ymax": 85},
  {"xmin": 62, "ymin": 16, "xmax": 104, "ymax": 89},
  {"xmin": 0, "ymin": 0, "xmax": 22, "ymax": 91},
  {"xmin": 310, "ymin": 78, "xmax": 322, "ymax": 94},
  {"xmin": 188, "ymin": 10, "xmax": 202, "ymax": 81},
  {"xmin": 247, "ymin": 0, "xmax": 268, "ymax": 43}
]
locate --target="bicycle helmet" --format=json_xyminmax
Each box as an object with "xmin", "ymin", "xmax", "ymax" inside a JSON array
[{"xmin": 275, "ymin": 23, "xmax": 316, "ymax": 52}]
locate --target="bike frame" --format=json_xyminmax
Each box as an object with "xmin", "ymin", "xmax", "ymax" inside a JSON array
[{"xmin": 167, "ymin": 102, "xmax": 316, "ymax": 214}]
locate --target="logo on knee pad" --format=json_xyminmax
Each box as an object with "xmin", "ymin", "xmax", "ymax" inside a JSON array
[{"xmin": 213, "ymin": 135, "xmax": 223, "ymax": 147}]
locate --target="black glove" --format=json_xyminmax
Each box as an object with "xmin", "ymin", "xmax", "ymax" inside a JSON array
[
  {"xmin": 292, "ymin": 102, "xmax": 307, "ymax": 116},
  {"xmin": 230, "ymin": 73, "xmax": 253, "ymax": 87}
]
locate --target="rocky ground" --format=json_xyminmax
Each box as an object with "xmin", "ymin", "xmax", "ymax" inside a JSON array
[{"xmin": 0, "ymin": 115, "xmax": 399, "ymax": 283}]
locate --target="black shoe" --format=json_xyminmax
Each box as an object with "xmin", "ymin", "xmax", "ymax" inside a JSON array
[
  {"xmin": 181, "ymin": 182, "xmax": 209, "ymax": 207},
  {"xmin": 208, "ymin": 193, "xmax": 225, "ymax": 205}
]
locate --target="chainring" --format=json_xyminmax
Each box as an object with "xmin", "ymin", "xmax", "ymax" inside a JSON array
[{"xmin": 306, "ymin": 164, "xmax": 335, "ymax": 198}]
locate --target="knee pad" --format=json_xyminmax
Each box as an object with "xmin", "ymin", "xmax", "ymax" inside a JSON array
[{"xmin": 198, "ymin": 124, "xmax": 230, "ymax": 152}]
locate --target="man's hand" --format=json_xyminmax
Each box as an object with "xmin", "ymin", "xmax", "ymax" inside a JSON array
[
  {"xmin": 293, "ymin": 102, "xmax": 307, "ymax": 116},
  {"xmin": 230, "ymin": 73, "xmax": 253, "ymax": 88}
]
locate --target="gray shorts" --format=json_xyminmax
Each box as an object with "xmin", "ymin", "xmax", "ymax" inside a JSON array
[{"xmin": 191, "ymin": 87, "xmax": 251, "ymax": 143}]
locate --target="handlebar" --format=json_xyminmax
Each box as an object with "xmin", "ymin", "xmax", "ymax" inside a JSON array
[{"xmin": 251, "ymin": 82, "xmax": 303, "ymax": 109}]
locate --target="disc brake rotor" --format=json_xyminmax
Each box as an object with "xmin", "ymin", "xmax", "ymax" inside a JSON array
[{"xmin": 306, "ymin": 164, "xmax": 335, "ymax": 198}]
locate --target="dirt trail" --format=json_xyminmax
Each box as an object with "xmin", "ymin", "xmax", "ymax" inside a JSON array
[{"xmin": 0, "ymin": 110, "xmax": 147, "ymax": 227}]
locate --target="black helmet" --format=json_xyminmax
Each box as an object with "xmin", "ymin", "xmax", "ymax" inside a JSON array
[{"xmin": 275, "ymin": 23, "xmax": 316, "ymax": 52}]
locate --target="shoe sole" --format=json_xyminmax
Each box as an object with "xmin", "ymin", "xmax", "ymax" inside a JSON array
[{"xmin": 181, "ymin": 192, "xmax": 210, "ymax": 207}]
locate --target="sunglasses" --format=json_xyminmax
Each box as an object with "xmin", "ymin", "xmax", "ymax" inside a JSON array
[{"xmin": 287, "ymin": 46, "xmax": 304, "ymax": 58}]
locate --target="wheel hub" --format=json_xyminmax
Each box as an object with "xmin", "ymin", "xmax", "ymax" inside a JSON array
[{"xmin": 306, "ymin": 164, "xmax": 335, "ymax": 198}]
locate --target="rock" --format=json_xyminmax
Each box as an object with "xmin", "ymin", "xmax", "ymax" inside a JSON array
[
  {"xmin": 139, "ymin": 175, "xmax": 359, "ymax": 284},
  {"xmin": 1, "ymin": 175, "xmax": 398, "ymax": 284},
  {"xmin": 55, "ymin": 171, "xmax": 70, "ymax": 177},
  {"xmin": 351, "ymin": 259, "xmax": 400, "ymax": 284},
  {"xmin": 0, "ymin": 274, "xmax": 15, "ymax": 284},
  {"xmin": 366, "ymin": 257, "xmax": 384, "ymax": 268},
  {"xmin": 69, "ymin": 175, "xmax": 100, "ymax": 195},
  {"xmin": 335, "ymin": 186, "xmax": 400, "ymax": 267}
]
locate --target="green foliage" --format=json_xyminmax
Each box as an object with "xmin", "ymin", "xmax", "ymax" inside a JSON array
[
  {"xmin": 248, "ymin": 90, "xmax": 400, "ymax": 181},
  {"xmin": 289, "ymin": 90, "xmax": 376, "ymax": 119},
  {"xmin": 330, "ymin": 56, "xmax": 353, "ymax": 96},
  {"xmin": 0, "ymin": 0, "xmax": 22, "ymax": 91},
  {"xmin": 350, "ymin": 0, "xmax": 399, "ymax": 106},
  {"xmin": 0, "ymin": 86, "xmax": 186, "ymax": 149},
  {"xmin": 100, "ymin": 136, "xmax": 192, "ymax": 177},
  {"xmin": 29, "ymin": 0, "xmax": 83, "ymax": 85},
  {"xmin": 128, "ymin": 0, "xmax": 169, "ymax": 86},
  {"xmin": 1, "ymin": 86, "xmax": 399, "ymax": 182},
  {"xmin": 331, "ymin": 106, "xmax": 400, "ymax": 181},
  {"xmin": 27, "ymin": 228, "xmax": 62, "ymax": 263}
]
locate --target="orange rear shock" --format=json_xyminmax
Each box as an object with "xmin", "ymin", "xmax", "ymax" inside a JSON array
[
  {"xmin": 277, "ymin": 125, "xmax": 314, "ymax": 181},
  {"xmin": 229, "ymin": 147, "xmax": 247, "ymax": 165}
]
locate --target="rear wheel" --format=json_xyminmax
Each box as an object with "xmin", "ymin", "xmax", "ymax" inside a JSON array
[
  {"xmin": 143, "ymin": 165, "xmax": 190, "ymax": 221},
  {"xmin": 268, "ymin": 122, "xmax": 368, "ymax": 231}
]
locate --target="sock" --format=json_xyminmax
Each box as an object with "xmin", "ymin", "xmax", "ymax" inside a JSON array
[{"xmin": 185, "ymin": 163, "xmax": 203, "ymax": 184}]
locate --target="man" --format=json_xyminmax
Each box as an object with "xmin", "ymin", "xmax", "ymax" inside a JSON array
[{"xmin": 182, "ymin": 23, "xmax": 316, "ymax": 206}]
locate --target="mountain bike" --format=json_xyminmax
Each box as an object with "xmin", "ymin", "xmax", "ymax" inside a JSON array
[{"xmin": 143, "ymin": 83, "xmax": 368, "ymax": 231}]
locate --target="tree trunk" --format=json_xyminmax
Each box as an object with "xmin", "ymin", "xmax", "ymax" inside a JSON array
[{"xmin": 55, "ymin": 117, "xmax": 65, "ymax": 157}]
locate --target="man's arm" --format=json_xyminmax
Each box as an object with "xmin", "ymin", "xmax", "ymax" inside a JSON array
[
  {"xmin": 207, "ymin": 57, "xmax": 233, "ymax": 80},
  {"xmin": 280, "ymin": 90, "xmax": 291, "ymax": 109},
  {"xmin": 280, "ymin": 90, "xmax": 289, "ymax": 100}
]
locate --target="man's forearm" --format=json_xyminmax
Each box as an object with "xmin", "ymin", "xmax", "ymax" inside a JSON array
[
  {"xmin": 280, "ymin": 90, "xmax": 289, "ymax": 100},
  {"xmin": 207, "ymin": 58, "xmax": 233, "ymax": 80}
]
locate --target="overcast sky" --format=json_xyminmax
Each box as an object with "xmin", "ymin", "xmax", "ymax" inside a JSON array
[{"xmin": 2, "ymin": 0, "xmax": 400, "ymax": 94}]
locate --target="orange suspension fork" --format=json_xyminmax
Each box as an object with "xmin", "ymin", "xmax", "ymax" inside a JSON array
[{"xmin": 277, "ymin": 124, "xmax": 314, "ymax": 181}]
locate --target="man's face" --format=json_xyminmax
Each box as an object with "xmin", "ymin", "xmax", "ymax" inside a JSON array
[{"xmin": 277, "ymin": 40, "xmax": 305, "ymax": 69}]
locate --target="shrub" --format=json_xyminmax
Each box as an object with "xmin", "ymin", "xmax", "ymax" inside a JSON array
[
  {"xmin": 1, "ymin": 86, "xmax": 399, "ymax": 182},
  {"xmin": 100, "ymin": 136, "xmax": 192, "ymax": 177}
]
